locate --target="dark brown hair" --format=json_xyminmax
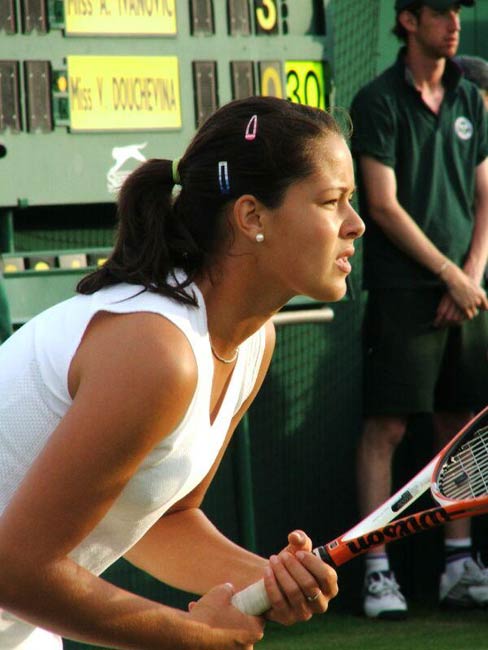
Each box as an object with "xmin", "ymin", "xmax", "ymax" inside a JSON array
[
  {"xmin": 77, "ymin": 96, "xmax": 342, "ymax": 305},
  {"xmin": 393, "ymin": 1, "xmax": 422, "ymax": 41}
]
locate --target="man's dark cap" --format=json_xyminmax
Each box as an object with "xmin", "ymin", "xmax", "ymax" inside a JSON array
[{"xmin": 395, "ymin": 0, "xmax": 474, "ymax": 12}]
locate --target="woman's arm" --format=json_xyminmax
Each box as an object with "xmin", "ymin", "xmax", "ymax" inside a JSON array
[
  {"xmin": 0, "ymin": 311, "xmax": 263, "ymax": 650},
  {"xmin": 126, "ymin": 320, "xmax": 338, "ymax": 625},
  {"xmin": 125, "ymin": 319, "xmax": 277, "ymax": 592},
  {"xmin": 126, "ymin": 507, "xmax": 268, "ymax": 593}
]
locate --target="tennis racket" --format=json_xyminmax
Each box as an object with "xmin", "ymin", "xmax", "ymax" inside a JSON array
[{"xmin": 232, "ymin": 406, "xmax": 488, "ymax": 615}]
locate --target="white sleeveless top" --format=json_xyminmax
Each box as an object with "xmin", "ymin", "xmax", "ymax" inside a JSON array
[{"xmin": 0, "ymin": 279, "xmax": 266, "ymax": 649}]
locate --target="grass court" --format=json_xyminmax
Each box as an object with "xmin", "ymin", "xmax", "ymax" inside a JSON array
[{"xmin": 260, "ymin": 606, "xmax": 488, "ymax": 650}]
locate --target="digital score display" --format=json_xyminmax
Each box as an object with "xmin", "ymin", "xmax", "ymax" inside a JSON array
[
  {"xmin": 1, "ymin": 0, "xmax": 331, "ymax": 135},
  {"xmin": 285, "ymin": 61, "xmax": 327, "ymax": 110},
  {"xmin": 257, "ymin": 59, "xmax": 328, "ymax": 109},
  {"xmin": 254, "ymin": 0, "xmax": 278, "ymax": 34},
  {"xmin": 67, "ymin": 55, "xmax": 181, "ymax": 131},
  {"xmin": 64, "ymin": 0, "xmax": 177, "ymax": 35},
  {"xmin": 258, "ymin": 61, "xmax": 283, "ymax": 98}
]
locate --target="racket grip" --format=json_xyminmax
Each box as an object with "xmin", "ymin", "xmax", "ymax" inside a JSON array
[
  {"xmin": 231, "ymin": 578, "xmax": 271, "ymax": 615},
  {"xmin": 313, "ymin": 545, "xmax": 337, "ymax": 567}
]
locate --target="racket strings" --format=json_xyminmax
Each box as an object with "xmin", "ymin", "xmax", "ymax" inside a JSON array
[{"xmin": 437, "ymin": 426, "xmax": 488, "ymax": 500}]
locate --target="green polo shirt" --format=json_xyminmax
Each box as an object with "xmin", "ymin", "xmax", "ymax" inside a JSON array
[{"xmin": 350, "ymin": 49, "xmax": 488, "ymax": 289}]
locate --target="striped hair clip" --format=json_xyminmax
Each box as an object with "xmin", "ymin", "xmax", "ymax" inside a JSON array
[{"xmin": 218, "ymin": 161, "xmax": 230, "ymax": 195}]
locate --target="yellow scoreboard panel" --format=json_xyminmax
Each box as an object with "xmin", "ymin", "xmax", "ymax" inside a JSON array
[
  {"xmin": 285, "ymin": 61, "xmax": 327, "ymax": 111},
  {"xmin": 67, "ymin": 55, "xmax": 181, "ymax": 131},
  {"xmin": 0, "ymin": 0, "xmax": 332, "ymax": 204},
  {"xmin": 64, "ymin": 0, "xmax": 177, "ymax": 35}
]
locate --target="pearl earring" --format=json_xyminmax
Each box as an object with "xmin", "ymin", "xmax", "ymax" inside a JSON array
[{"xmin": 256, "ymin": 233, "xmax": 264, "ymax": 243}]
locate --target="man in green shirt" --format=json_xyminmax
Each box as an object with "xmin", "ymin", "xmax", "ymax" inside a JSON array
[{"xmin": 351, "ymin": 0, "xmax": 488, "ymax": 619}]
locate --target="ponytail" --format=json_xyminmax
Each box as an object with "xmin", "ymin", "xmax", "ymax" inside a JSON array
[{"xmin": 77, "ymin": 159, "xmax": 199, "ymax": 305}]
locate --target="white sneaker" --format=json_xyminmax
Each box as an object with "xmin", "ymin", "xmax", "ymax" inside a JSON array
[
  {"xmin": 363, "ymin": 570, "xmax": 408, "ymax": 619},
  {"xmin": 440, "ymin": 556, "xmax": 488, "ymax": 608}
]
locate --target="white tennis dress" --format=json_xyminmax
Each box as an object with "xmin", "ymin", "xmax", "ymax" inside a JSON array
[{"xmin": 0, "ymin": 277, "xmax": 266, "ymax": 649}]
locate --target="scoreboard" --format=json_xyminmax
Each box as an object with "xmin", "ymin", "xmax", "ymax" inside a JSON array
[
  {"xmin": 0, "ymin": 0, "xmax": 332, "ymax": 206},
  {"xmin": 0, "ymin": 0, "xmax": 334, "ymax": 324}
]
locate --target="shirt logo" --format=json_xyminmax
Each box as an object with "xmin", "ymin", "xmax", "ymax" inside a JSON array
[{"xmin": 454, "ymin": 117, "xmax": 473, "ymax": 141}]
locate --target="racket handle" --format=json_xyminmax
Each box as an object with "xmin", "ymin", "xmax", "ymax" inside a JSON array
[
  {"xmin": 313, "ymin": 545, "xmax": 337, "ymax": 567},
  {"xmin": 231, "ymin": 578, "xmax": 270, "ymax": 615},
  {"xmin": 232, "ymin": 547, "xmax": 338, "ymax": 615}
]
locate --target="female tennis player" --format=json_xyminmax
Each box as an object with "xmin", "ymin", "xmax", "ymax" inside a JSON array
[{"xmin": 0, "ymin": 96, "xmax": 364, "ymax": 649}]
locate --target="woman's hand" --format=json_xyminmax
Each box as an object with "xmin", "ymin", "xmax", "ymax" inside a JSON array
[
  {"xmin": 262, "ymin": 530, "xmax": 338, "ymax": 625},
  {"xmin": 188, "ymin": 583, "xmax": 265, "ymax": 650}
]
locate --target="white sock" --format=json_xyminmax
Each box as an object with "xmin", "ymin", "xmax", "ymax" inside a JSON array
[
  {"xmin": 365, "ymin": 553, "xmax": 389, "ymax": 575},
  {"xmin": 445, "ymin": 537, "xmax": 472, "ymax": 577},
  {"xmin": 445, "ymin": 537, "xmax": 472, "ymax": 547}
]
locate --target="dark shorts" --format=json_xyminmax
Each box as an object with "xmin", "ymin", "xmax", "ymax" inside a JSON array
[{"xmin": 363, "ymin": 288, "xmax": 488, "ymax": 416}]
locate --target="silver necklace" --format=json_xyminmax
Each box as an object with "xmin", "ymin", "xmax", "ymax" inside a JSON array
[{"xmin": 210, "ymin": 344, "xmax": 239, "ymax": 364}]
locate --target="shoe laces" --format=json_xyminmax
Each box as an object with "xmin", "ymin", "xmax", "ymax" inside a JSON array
[{"xmin": 366, "ymin": 571, "xmax": 402, "ymax": 596}]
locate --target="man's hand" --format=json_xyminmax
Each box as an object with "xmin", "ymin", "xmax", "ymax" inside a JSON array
[
  {"xmin": 439, "ymin": 263, "xmax": 488, "ymax": 320},
  {"xmin": 434, "ymin": 292, "xmax": 466, "ymax": 328}
]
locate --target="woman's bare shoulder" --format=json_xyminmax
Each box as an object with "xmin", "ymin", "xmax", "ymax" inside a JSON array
[{"xmin": 70, "ymin": 310, "xmax": 198, "ymax": 439}]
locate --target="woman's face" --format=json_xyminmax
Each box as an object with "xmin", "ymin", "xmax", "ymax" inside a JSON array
[{"xmin": 260, "ymin": 133, "xmax": 365, "ymax": 303}]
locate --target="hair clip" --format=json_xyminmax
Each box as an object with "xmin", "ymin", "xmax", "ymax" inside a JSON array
[
  {"xmin": 218, "ymin": 161, "xmax": 230, "ymax": 195},
  {"xmin": 171, "ymin": 158, "xmax": 181, "ymax": 185},
  {"xmin": 245, "ymin": 115, "xmax": 258, "ymax": 141}
]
